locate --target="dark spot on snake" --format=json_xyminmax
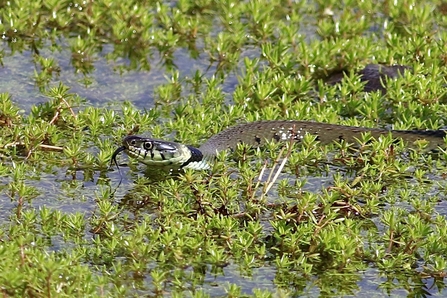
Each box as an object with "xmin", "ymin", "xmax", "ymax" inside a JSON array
[
  {"xmin": 273, "ymin": 133, "xmax": 280, "ymax": 142},
  {"xmin": 315, "ymin": 135, "xmax": 321, "ymax": 141},
  {"xmin": 181, "ymin": 146, "xmax": 204, "ymax": 168},
  {"xmin": 254, "ymin": 135, "xmax": 261, "ymax": 145},
  {"xmin": 339, "ymin": 135, "xmax": 344, "ymax": 142},
  {"xmin": 160, "ymin": 152, "xmax": 166, "ymax": 160}
]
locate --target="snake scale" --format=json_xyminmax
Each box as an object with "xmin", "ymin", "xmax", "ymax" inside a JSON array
[{"xmin": 112, "ymin": 120, "xmax": 446, "ymax": 171}]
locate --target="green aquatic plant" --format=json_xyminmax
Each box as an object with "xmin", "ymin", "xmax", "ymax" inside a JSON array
[{"xmin": 1, "ymin": 0, "xmax": 447, "ymax": 296}]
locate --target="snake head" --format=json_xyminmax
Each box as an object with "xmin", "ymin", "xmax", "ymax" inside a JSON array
[
  {"xmin": 121, "ymin": 135, "xmax": 192, "ymax": 167},
  {"xmin": 123, "ymin": 135, "xmax": 176, "ymax": 152}
]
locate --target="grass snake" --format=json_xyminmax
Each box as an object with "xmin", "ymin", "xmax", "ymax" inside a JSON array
[
  {"xmin": 112, "ymin": 120, "xmax": 446, "ymax": 171},
  {"xmin": 112, "ymin": 65, "xmax": 444, "ymax": 171}
]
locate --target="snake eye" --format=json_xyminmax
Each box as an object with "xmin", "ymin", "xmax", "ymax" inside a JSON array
[
  {"xmin": 130, "ymin": 139, "xmax": 136, "ymax": 146},
  {"xmin": 143, "ymin": 141, "xmax": 153, "ymax": 150}
]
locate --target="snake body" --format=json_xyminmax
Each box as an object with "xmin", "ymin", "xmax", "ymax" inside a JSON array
[
  {"xmin": 113, "ymin": 120, "xmax": 446, "ymax": 171},
  {"xmin": 111, "ymin": 65, "xmax": 440, "ymax": 170}
]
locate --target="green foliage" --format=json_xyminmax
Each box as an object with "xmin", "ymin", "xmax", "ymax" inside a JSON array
[
  {"xmin": 0, "ymin": 93, "xmax": 22, "ymax": 125},
  {"xmin": 1, "ymin": 0, "xmax": 447, "ymax": 296},
  {"xmin": 0, "ymin": 208, "xmax": 100, "ymax": 296}
]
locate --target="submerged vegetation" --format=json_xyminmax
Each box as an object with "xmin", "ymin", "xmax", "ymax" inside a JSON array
[{"xmin": 1, "ymin": 0, "xmax": 447, "ymax": 296}]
